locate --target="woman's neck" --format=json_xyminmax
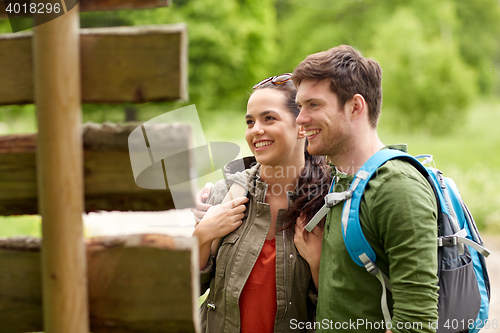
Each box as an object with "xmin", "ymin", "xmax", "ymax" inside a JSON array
[{"xmin": 260, "ymin": 159, "xmax": 305, "ymax": 196}]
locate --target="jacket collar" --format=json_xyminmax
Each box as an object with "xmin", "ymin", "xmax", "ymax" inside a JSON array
[{"xmin": 224, "ymin": 156, "xmax": 298, "ymax": 204}]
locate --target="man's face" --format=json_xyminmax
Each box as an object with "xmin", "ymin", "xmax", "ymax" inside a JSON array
[{"xmin": 295, "ymin": 79, "xmax": 350, "ymax": 159}]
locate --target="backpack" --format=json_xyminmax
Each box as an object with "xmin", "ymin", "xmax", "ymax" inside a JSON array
[{"xmin": 305, "ymin": 149, "xmax": 491, "ymax": 333}]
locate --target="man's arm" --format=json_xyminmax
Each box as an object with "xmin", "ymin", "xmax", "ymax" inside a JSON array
[{"xmin": 367, "ymin": 168, "xmax": 439, "ymax": 333}]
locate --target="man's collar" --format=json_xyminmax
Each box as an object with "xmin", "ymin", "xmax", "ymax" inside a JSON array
[
  {"xmin": 384, "ymin": 143, "xmax": 408, "ymax": 153},
  {"xmin": 329, "ymin": 143, "xmax": 409, "ymax": 176}
]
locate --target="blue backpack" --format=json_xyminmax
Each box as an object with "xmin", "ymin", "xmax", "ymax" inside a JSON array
[{"xmin": 305, "ymin": 149, "xmax": 491, "ymax": 333}]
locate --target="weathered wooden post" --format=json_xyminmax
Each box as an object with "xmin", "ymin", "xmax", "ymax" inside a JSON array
[
  {"xmin": 0, "ymin": 1, "xmax": 198, "ymax": 331},
  {"xmin": 33, "ymin": 4, "xmax": 88, "ymax": 333}
]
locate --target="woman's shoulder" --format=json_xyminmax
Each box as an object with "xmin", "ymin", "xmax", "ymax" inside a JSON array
[{"xmin": 206, "ymin": 159, "xmax": 260, "ymax": 205}]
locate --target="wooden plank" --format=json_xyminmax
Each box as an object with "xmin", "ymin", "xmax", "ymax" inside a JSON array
[
  {"xmin": 0, "ymin": 31, "xmax": 32, "ymax": 105},
  {"xmin": 0, "ymin": 238, "xmax": 43, "ymax": 332},
  {"xmin": 0, "ymin": 24, "xmax": 188, "ymax": 105},
  {"xmin": 0, "ymin": 123, "xmax": 192, "ymax": 215},
  {"xmin": 0, "ymin": 234, "xmax": 200, "ymax": 333},
  {"xmin": 0, "ymin": 0, "xmax": 171, "ymax": 19}
]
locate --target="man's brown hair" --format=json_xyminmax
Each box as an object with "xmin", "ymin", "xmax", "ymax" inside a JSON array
[{"xmin": 292, "ymin": 45, "xmax": 383, "ymax": 128}]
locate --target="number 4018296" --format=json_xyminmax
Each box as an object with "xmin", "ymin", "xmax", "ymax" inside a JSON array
[
  {"xmin": 443, "ymin": 318, "xmax": 499, "ymax": 330},
  {"xmin": 5, "ymin": 2, "xmax": 61, "ymax": 14}
]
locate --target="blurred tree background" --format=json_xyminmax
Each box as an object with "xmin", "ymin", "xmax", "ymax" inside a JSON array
[{"xmin": 0, "ymin": 0, "xmax": 499, "ymax": 231}]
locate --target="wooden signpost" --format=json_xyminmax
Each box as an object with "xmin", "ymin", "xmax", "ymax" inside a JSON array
[
  {"xmin": 0, "ymin": 24, "xmax": 187, "ymax": 105},
  {"xmin": 0, "ymin": 1, "xmax": 196, "ymax": 332}
]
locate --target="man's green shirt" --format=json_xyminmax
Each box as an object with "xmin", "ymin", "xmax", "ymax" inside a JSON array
[{"xmin": 316, "ymin": 147, "xmax": 439, "ymax": 333}]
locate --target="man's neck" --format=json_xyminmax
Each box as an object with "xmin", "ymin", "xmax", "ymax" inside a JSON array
[{"xmin": 330, "ymin": 131, "xmax": 384, "ymax": 175}]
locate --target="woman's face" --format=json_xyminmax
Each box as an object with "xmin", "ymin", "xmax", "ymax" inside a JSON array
[{"xmin": 245, "ymin": 88, "xmax": 305, "ymax": 167}]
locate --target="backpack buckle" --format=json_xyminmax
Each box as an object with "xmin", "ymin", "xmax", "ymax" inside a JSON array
[
  {"xmin": 363, "ymin": 259, "xmax": 379, "ymax": 275},
  {"xmin": 325, "ymin": 190, "xmax": 353, "ymax": 208},
  {"xmin": 438, "ymin": 235, "xmax": 458, "ymax": 247}
]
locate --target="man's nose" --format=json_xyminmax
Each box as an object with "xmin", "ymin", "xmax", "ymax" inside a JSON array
[{"xmin": 296, "ymin": 109, "xmax": 309, "ymax": 126}]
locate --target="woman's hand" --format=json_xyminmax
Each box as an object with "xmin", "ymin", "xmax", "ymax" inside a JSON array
[
  {"xmin": 193, "ymin": 196, "xmax": 248, "ymax": 270},
  {"xmin": 194, "ymin": 196, "xmax": 249, "ymax": 246},
  {"xmin": 294, "ymin": 215, "xmax": 323, "ymax": 290},
  {"xmin": 192, "ymin": 182, "xmax": 215, "ymax": 226}
]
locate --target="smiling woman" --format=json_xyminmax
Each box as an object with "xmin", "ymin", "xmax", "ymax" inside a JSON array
[
  {"xmin": 245, "ymin": 89, "xmax": 304, "ymax": 170},
  {"xmin": 192, "ymin": 74, "xmax": 331, "ymax": 333}
]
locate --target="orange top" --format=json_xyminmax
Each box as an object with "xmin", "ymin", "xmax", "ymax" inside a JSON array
[{"xmin": 239, "ymin": 238, "xmax": 277, "ymax": 333}]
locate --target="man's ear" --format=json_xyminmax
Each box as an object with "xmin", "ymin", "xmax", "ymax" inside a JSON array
[
  {"xmin": 348, "ymin": 94, "xmax": 366, "ymax": 121},
  {"xmin": 298, "ymin": 125, "xmax": 307, "ymax": 139}
]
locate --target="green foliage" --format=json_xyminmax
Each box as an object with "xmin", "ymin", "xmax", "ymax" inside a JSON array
[
  {"xmin": 0, "ymin": 105, "xmax": 37, "ymax": 134},
  {"xmin": 80, "ymin": 11, "xmax": 133, "ymax": 28},
  {"xmin": 369, "ymin": 7, "xmax": 477, "ymax": 134},
  {"xmin": 273, "ymin": 0, "xmax": 495, "ymax": 134},
  {"xmin": 0, "ymin": 215, "xmax": 41, "ymax": 237},
  {"xmin": 118, "ymin": 0, "xmax": 278, "ymax": 112},
  {"xmin": 0, "ymin": 18, "xmax": 14, "ymax": 33},
  {"xmin": 379, "ymin": 98, "xmax": 500, "ymax": 231},
  {"xmin": 454, "ymin": 0, "xmax": 500, "ymax": 93}
]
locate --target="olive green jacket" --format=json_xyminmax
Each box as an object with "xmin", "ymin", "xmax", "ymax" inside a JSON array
[{"xmin": 199, "ymin": 158, "xmax": 316, "ymax": 332}]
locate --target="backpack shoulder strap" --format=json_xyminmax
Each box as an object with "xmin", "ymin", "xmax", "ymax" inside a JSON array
[
  {"xmin": 342, "ymin": 149, "xmax": 428, "ymax": 267},
  {"xmin": 342, "ymin": 149, "xmax": 430, "ymax": 326}
]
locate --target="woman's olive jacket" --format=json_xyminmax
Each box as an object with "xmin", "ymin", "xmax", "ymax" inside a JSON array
[{"xmin": 199, "ymin": 157, "xmax": 316, "ymax": 333}]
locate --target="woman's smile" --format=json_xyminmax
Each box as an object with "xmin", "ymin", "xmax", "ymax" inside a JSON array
[{"xmin": 254, "ymin": 140, "xmax": 274, "ymax": 150}]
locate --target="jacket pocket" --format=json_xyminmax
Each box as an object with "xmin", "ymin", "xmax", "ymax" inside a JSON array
[{"xmin": 215, "ymin": 232, "xmax": 240, "ymax": 278}]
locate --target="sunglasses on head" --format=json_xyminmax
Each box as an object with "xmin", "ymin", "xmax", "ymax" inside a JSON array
[{"xmin": 252, "ymin": 73, "xmax": 292, "ymax": 90}]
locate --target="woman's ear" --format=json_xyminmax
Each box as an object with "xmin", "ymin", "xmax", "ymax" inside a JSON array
[{"xmin": 298, "ymin": 125, "xmax": 307, "ymax": 139}]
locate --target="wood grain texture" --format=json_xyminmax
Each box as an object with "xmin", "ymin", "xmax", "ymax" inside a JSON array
[
  {"xmin": 0, "ymin": 234, "xmax": 200, "ymax": 333},
  {"xmin": 0, "ymin": 239, "xmax": 43, "ymax": 333},
  {"xmin": 0, "ymin": 0, "xmax": 171, "ymax": 19},
  {"xmin": 0, "ymin": 123, "xmax": 191, "ymax": 215},
  {"xmin": 0, "ymin": 24, "xmax": 188, "ymax": 105},
  {"xmin": 34, "ymin": 6, "xmax": 89, "ymax": 333},
  {"xmin": 0, "ymin": 31, "xmax": 33, "ymax": 104}
]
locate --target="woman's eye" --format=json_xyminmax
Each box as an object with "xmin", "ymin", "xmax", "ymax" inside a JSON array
[
  {"xmin": 265, "ymin": 116, "xmax": 276, "ymax": 121},
  {"xmin": 246, "ymin": 119, "xmax": 254, "ymax": 126}
]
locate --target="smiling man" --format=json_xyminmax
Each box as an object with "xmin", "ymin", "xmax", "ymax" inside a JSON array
[{"xmin": 292, "ymin": 45, "xmax": 439, "ymax": 333}]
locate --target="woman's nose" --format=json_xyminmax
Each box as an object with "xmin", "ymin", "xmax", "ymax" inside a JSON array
[{"xmin": 252, "ymin": 122, "xmax": 264, "ymax": 136}]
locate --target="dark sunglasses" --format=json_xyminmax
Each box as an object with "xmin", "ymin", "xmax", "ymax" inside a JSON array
[{"xmin": 252, "ymin": 73, "xmax": 292, "ymax": 90}]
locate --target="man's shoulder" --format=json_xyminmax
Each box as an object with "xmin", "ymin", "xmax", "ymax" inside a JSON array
[
  {"xmin": 363, "ymin": 157, "xmax": 436, "ymax": 212},
  {"xmin": 370, "ymin": 158, "xmax": 430, "ymax": 190},
  {"xmin": 360, "ymin": 154, "xmax": 438, "ymax": 252}
]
